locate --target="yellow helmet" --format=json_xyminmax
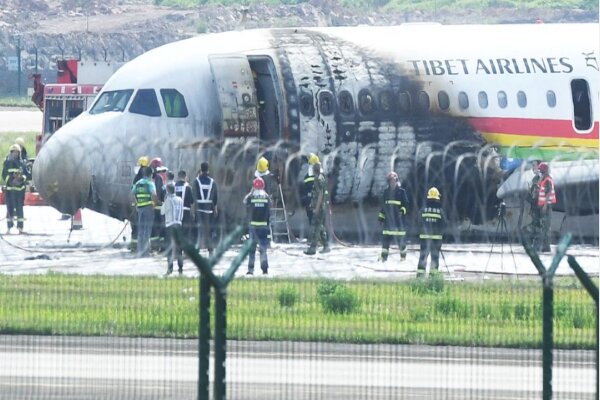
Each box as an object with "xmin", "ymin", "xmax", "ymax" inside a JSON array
[
  {"xmin": 308, "ymin": 153, "xmax": 320, "ymax": 165},
  {"xmin": 137, "ymin": 156, "xmax": 149, "ymax": 167},
  {"xmin": 427, "ymin": 187, "xmax": 441, "ymax": 200},
  {"xmin": 257, "ymin": 157, "xmax": 269, "ymax": 173},
  {"xmin": 9, "ymin": 144, "xmax": 20, "ymax": 153},
  {"xmin": 15, "ymin": 137, "xmax": 25, "ymax": 147}
]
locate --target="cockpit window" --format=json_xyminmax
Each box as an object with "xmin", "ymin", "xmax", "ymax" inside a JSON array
[
  {"xmin": 160, "ymin": 89, "xmax": 189, "ymax": 118},
  {"xmin": 129, "ymin": 89, "xmax": 161, "ymax": 117},
  {"xmin": 90, "ymin": 90, "xmax": 133, "ymax": 115}
]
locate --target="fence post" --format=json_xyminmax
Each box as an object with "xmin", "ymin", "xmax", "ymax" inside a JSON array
[
  {"xmin": 214, "ymin": 289, "xmax": 227, "ymax": 399},
  {"xmin": 522, "ymin": 233, "xmax": 572, "ymax": 400},
  {"xmin": 213, "ymin": 238, "xmax": 254, "ymax": 400},
  {"xmin": 567, "ymin": 255, "xmax": 599, "ymax": 400},
  {"xmin": 198, "ymin": 276, "xmax": 210, "ymax": 400},
  {"xmin": 177, "ymin": 226, "xmax": 252, "ymax": 400}
]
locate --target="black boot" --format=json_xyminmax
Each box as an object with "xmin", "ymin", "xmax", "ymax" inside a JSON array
[{"xmin": 304, "ymin": 247, "xmax": 316, "ymax": 255}]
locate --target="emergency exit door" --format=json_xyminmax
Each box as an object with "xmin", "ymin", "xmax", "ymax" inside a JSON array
[{"xmin": 209, "ymin": 55, "xmax": 258, "ymax": 138}]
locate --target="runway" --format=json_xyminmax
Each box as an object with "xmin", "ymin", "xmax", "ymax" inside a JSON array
[
  {"xmin": 0, "ymin": 207, "xmax": 597, "ymax": 399},
  {"xmin": 0, "ymin": 335, "xmax": 596, "ymax": 400}
]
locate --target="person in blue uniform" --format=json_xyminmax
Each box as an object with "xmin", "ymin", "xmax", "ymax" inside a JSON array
[{"xmin": 193, "ymin": 162, "xmax": 218, "ymax": 255}]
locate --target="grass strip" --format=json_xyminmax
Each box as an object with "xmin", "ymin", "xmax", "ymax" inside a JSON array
[{"xmin": 0, "ymin": 273, "xmax": 595, "ymax": 348}]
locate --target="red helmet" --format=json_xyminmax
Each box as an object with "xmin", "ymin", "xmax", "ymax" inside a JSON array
[
  {"xmin": 150, "ymin": 157, "xmax": 163, "ymax": 169},
  {"xmin": 253, "ymin": 177, "xmax": 265, "ymax": 190},
  {"xmin": 538, "ymin": 162, "xmax": 549, "ymax": 173}
]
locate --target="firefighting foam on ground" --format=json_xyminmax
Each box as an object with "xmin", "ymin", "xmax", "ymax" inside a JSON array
[{"xmin": 0, "ymin": 205, "xmax": 598, "ymax": 279}]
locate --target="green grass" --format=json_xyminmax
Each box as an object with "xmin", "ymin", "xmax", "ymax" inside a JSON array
[
  {"xmin": 0, "ymin": 96, "xmax": 36, "ymax": 108},
  {"xmin": 0, "ymin": 132, "xmax": 37, "ymax": 159},
  {"xmin": 0, "ymin": 274, "xmax": 595, "ymax": 348}
]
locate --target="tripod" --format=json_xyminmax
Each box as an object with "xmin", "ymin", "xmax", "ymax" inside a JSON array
[{"xmin": 482, "ymin": 202, "xmax": 519, "ymax": 279}]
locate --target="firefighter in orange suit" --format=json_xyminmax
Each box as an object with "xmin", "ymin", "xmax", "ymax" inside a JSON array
[{"xmin": 536, "ymin": 163, "xmax": 556, "ymax": 253}]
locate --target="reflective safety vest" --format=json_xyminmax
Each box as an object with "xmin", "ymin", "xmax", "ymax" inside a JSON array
[
  {"xmin": 134, "ymin": 180, "xmax": 153, "ymax": 208},
  {"xmin": 3, "ymin": 157, "xmax": 28, "ymax": 191},
  {"xmin": 174, "ymin": 181, "xmax": 193, "ymax": 211},
  {"xmin": 419, "ymin": 204, "xmax": 444, "ymax": 240},
  {"xmin": 196, "ymin": 176, "xmax": 215, "ymax": 214},
  {"xmin": 5, "ymin": 167, "xmax": 26, "ymax": 191},
  {"xmin": 249, "ymin": 196, "xmax": 270, "ymax": 227},
  {"xmin": 537, "ymin": 176, "xmax": 557, "ymax": 206}
]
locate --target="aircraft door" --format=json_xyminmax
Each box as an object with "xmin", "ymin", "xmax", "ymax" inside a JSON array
[
  {"xmin": 570, "ymin": 79, "xmax": 593, "ymax": 132},
  {"xmin": 209, "ymin": 55, "xmax": 258, "ymax": 138},
  {"xmin": 248, "ymin": 56, "xmax": 283, "ymax": 143}
]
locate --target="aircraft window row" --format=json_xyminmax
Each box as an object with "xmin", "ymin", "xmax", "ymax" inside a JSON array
[
  {"xmin": 306, "ymin": 87, "xmax": 573, "ymax": 118},
  {"xmin": 90, "ymin": 89, "xmax": 133, "ymax": 115}
]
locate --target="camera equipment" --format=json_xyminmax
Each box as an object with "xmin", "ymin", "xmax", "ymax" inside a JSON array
[
  {"xmin": 497, "ymin": 201, "xmax": 506, "ymax": 218},
  {"xmin": 482, "ymin": 201, "xmax": 519, "ymax": 279}
]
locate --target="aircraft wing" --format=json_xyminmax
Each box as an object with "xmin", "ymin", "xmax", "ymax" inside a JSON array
[{"xmin": 496, "ymin": 159, "xmax": 599, "ymax": 199}]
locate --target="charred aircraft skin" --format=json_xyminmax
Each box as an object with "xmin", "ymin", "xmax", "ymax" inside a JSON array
[{"xmin": 33, "ymin": 24, "xmax": 599, "ymax": 241}]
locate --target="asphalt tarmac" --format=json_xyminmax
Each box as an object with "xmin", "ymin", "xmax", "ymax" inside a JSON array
[{"xmin": 0, "ymin": 335, "xmax": 596, "ymax": 400}]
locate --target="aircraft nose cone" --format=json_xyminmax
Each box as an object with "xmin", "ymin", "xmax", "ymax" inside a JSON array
[{"xmin": 33, "ymin": 134, "xmax": 91, "ymax": 215}]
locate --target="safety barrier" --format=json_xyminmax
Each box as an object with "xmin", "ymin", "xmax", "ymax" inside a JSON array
[{"xmin": 0, "ymin": 190, "xmax": 45, "ymax": 206}]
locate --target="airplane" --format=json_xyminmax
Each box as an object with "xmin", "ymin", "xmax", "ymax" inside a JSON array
[{"xmin": 32, "ymin": 23, "xmax": 599, "ymax": 243}]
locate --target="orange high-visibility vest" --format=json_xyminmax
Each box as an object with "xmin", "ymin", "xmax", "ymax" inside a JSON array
[{"xmin": 537, "ymin": 176, "xmax": 557, "ymax": 206}]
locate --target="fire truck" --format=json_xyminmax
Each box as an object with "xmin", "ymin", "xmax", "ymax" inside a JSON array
[
  {"xmin": 32, "ymin": 59, "xmax": 122, "ymax": 154},
  {"xmin": 6, "ymin": 59, "xmax": 121, "ymax": 210},
  {"xmin": 1, "ymin": 59, "xmax": 120, "ymax": 213}
]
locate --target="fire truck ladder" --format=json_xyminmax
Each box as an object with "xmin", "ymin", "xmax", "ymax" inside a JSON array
[{"xmin": 270, "ymin": 183, "xmax": 293, "ymax": 244}]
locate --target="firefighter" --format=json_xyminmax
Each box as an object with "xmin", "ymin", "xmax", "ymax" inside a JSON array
[
  {"xmin": 150, "ymin": 157, "xmax": 166, "ymax": 252},
  {"xmin": 193, "ymin": 162, "xmax": 218, "ymax": 255},
  {"xmin": 130, "ymin": 156, "xmax": 150, "ymax": 252},
  {"xmin": 15, "ymin": 137, "xmax": 28, "ymax": 163},
  {"xmin": 2, "ymin": 144, "xmax": 30, "ymax": 234},
  {"xmin": 174, "ymin": 170, "xmax": 195, "ymax": 244},
  {"xmin": 161, "ymin": 183, "xmax": 184, "ymax": 275},
  {"xmin": 244, "ymin": 177, "xmax": 271, "ymax": 275},
  {"xmin": 536, "ymin": 163, "xmax": 556, "ymax": 253},
  {"xmin": 378, "ymin": 171, "xmax": 410, "ymax": 262},
  {"xmin": 131, "ymin": 166, "xmax": 158, "ymax": 257},
  {"xmin": 417, "ymin": 187, "xmax": 445, "ymax": 277},
  {"xmin": 304, "ymin": 162, "xmax": 330, "ymax": 255},
  {"xmin": 300, "ymin": 153, "xmax": 320, "ymax": 226},
  {"xmin": 254, "ymin": 156, "xmax": 278, "ymax": 196},
  {"xmin": 526, "ymin": 160, "xmax": 542, "ymax": 249}
]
